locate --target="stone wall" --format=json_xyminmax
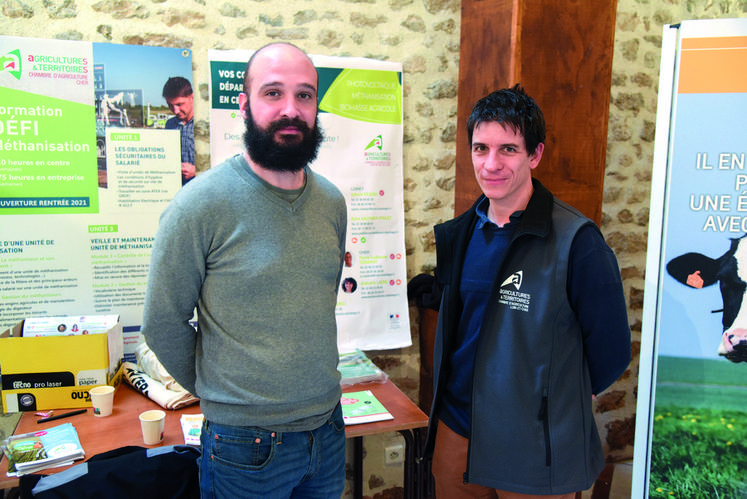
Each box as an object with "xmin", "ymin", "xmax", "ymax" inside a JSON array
[{"xmin": 4, "ymin": 0, "xmax": 747, "ymax": 496}]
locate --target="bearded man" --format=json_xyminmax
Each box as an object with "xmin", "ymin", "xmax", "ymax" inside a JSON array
[{"xmin": 141, "ymin": 42, "xmax": 348, "ymax": 499}]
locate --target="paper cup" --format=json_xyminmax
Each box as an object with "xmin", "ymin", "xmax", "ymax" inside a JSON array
[
  {"xmin": 139, "ymin": 409, "xmax": 166, "ymax": 445},
  {"xmin": 89, "ymin": 385, "xmax": 115, "ymax": 417}
]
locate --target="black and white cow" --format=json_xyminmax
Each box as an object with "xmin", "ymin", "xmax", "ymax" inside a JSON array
[{"xmin": 667, "ymin": 234, "xmax": 747, "ymax": 363}]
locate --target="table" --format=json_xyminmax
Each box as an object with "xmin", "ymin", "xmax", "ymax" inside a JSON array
[
  {"xmin": 0, "ymin": 382, "xmax": 201, "ymax": 490},
  {"xmin": 1, "ymin": 380, "xmax": 429, "ymax": 498},
  {"xmin": 342, "ymin": 380, "xmax": 429, "ymax": 499}
]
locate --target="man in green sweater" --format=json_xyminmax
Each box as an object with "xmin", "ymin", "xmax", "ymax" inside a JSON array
[{"xmin": 141, "ymin": 43, "xmax": 348, "ymax": 498}]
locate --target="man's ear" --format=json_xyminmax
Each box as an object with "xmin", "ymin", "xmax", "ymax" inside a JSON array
[
  {"xmin": 238, "ymin": 92, "xmax": 249, "ymax": 120},
  {"xmin": 529, "ymin": 142, "xmax": 544, "ymax": 170}
]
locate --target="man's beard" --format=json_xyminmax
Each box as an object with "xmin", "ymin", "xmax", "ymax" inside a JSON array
[{"xmin": 243, "ymin": 110, "xmax": 324, "ymax": 173}]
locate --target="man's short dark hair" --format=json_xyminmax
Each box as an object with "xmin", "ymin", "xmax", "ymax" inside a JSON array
[
  {"xmin": 162, "ymin": 76, "xmax": 192, "ymax": 100},
  {"xmin": 467, "ymin": 84, "xmax": 546, "ymax": 155}
]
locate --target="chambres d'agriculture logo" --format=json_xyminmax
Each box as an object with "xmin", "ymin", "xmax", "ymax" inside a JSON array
[
  {"xmin": 0, "ymin": 48, "xmax": 22, "ymax": 80},
  {"xmin": 498, "ymin": 270, "xmax": 531, "ymax": 312},
  {"xmin": 363, "ymin": 134, "xmax": 391, "ymax": 166},
  {"xmin": 365, "ymin": 135, "xmax": 382, "ymax": 151},
  {"xmin": 1, "ymin": 48, "xmax": 89, "ymax": 83}
]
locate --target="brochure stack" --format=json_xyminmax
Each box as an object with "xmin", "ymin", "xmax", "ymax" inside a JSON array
[{"xmin": 2, "ymin": 422, "xmax": 84, "ymax": 476}]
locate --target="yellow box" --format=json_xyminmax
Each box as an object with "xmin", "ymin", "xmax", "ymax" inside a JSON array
[{"xmin": 0, "ymin": 315, "xmax": 124, "ymax": 412}]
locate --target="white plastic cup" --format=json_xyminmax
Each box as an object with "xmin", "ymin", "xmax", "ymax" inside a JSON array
[
  {"xmin": 139, "ymin": 409, "xmax": 166, "ymax": 445},
  {"xmin": 89, "ymin": 385, "xmax": 115, "ymax": 417}
]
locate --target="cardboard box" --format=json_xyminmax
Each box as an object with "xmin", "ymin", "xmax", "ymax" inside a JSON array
[{"xmin": 0, "ymin": 315, "xmax": 124, "ymax": 412}]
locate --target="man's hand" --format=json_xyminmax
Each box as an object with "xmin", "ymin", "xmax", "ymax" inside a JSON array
[{"xmin": 182, "ymin": 162, "xmax": 196, "ymax": 181}]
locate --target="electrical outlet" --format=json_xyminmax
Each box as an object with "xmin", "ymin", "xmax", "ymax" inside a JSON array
[{"xmin": 385, "ymin": 443, "xmax": 404, "ymax": 465}]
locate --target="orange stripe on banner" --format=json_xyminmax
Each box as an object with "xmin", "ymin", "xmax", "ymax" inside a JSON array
[{"xmin": 678, "ymin": 37, "xmax": 747, "ymax": 94}]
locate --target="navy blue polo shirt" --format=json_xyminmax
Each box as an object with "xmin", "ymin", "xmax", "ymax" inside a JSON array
[{"xmin": 440, "ymin": 198, "xmax": 518, "ymax": 438}]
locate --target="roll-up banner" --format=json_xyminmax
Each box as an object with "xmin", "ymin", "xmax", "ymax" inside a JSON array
[
  {"xmin": 209, "ymin": 50, "xmax": 411, "ymax": 351},
  {"xmin": 0, "ymin": 36, "xmax": 193, "ymax": 361},
  {"xmin": 635, "ymin": 18, "xmax": 747, "ymax": 498}
]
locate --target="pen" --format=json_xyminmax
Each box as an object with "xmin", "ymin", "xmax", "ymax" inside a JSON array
[{"xmin": 37, "ymin": 409, "xmax": 87, "ymax": 424}]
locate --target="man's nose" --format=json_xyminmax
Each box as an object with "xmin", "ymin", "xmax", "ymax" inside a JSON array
[
  {"xmin": 279, "ymin": 95, "xmax": 302, "ymax": 118},
  {"xmin": 483, "ymin": 151, "xmax": 503, "ymax": 170}
]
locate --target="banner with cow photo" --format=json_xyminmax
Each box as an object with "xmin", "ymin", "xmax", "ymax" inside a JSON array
[{"xmin": 634, "ymin": 18, "xmax": 747, "ymax": 498}]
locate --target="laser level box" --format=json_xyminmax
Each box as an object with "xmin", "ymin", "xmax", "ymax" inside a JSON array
[{"xmin": 0, "ymin": 315, "xmax": 124, "ymax": 412}]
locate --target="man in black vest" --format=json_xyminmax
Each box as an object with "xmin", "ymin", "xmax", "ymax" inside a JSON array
[{"xmin": 424, "ymin": 85, "xmax": 631, "ymax": 498}]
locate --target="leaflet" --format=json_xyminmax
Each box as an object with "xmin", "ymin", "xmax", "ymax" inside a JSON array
[
  {"xmin": 2, "ymin": 422, "xmax": 84, "ymax": 476},
  {"xmin": 341, "ymin": 390, "xmax": 393, "ymax": 425}
]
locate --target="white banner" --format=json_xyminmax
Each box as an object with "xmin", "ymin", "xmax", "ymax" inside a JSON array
[
  {"xmin": 634, "ymin": 18, "xmax": 747, "ymax": 498},
  {"xmin": 208, "ymin": 50, "xmax": 411, "ymax": 351}
]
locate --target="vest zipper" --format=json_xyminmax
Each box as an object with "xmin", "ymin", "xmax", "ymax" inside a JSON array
[{"xmin": 538, "ymin": 394, "xmax": 551, "ymax": 466}]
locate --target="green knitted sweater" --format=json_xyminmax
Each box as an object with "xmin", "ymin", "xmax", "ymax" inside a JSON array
[{"xmin": 142, "ymin": 154, "xmax": 347, "ymax": 430}]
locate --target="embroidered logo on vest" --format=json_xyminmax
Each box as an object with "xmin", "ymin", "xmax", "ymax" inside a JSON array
[
  {"xmin": 501, "ymin": 270, "xmax": 523, "ymax": 289},
  {"xmin": 498, "ymin": 270, "xmax": 530, "ymax": 312}
]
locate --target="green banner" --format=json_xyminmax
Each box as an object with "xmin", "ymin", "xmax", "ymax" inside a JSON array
[
  {"xmin": 209, "ymin": 61, "xmax": 245, "ymax": 111},
  {"xmin": 319, "ymin": 68, "xmax": 402, "ymax": 125},
  {"xmin": 0, "ymin": 87, "xmax": 98, "ymax": 214}
]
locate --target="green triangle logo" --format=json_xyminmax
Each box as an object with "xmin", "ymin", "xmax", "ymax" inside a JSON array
[{"xmin": 365, "ymin": 135, "xmax": 383, "ymax": 151}]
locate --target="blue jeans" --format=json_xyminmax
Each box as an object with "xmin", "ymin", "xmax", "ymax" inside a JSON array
[{"xmin": 198, "ymin": 404, "xmax": 346, "ymax": 499}]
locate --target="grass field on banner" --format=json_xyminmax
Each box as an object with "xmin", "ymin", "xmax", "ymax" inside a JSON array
[{"xmin": 649, "ymin": 356, "xmax": 747, "ymax": 498}]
